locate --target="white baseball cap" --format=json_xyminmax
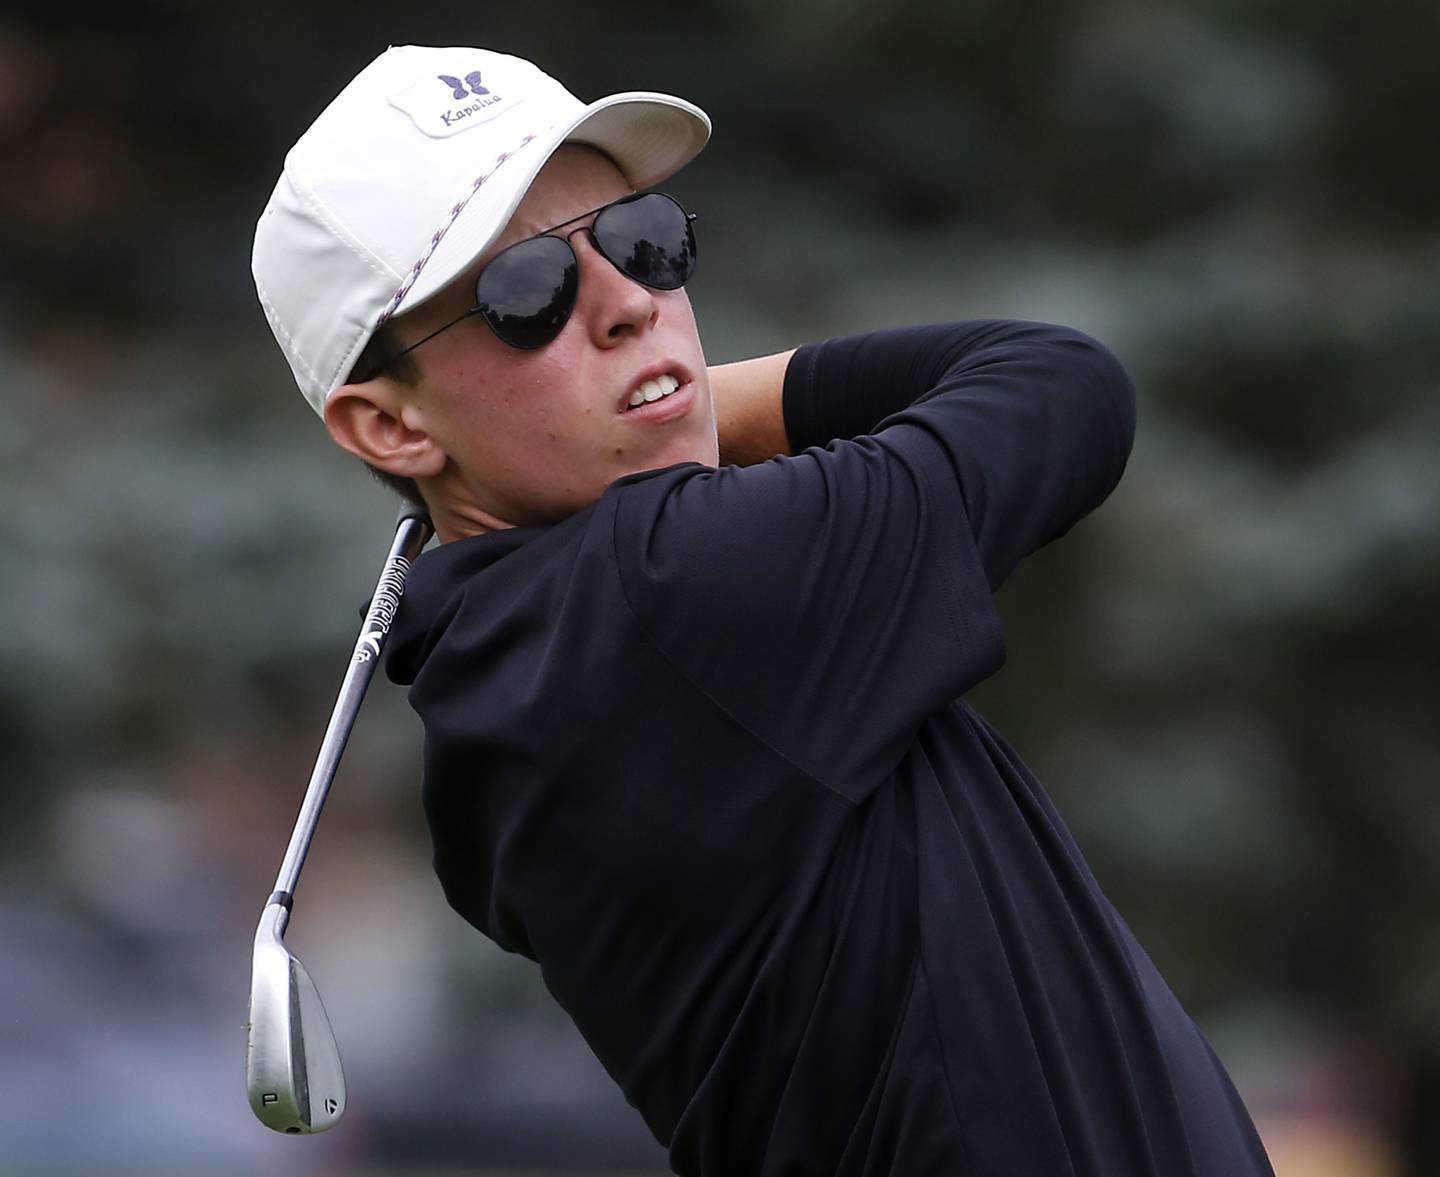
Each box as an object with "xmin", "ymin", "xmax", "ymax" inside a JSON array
[{"xmin": 252, "ymin": 45, "xmax": 711, "ymax": 415}]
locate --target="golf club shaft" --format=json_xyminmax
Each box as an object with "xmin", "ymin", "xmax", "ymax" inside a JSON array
[{"xmin": 269, "ymin": 505, "xmax": 432, "ymax": 902}]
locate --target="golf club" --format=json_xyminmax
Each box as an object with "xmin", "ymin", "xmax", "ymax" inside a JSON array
[{"xmin": 245, "ymin": 501, "xmax": 432, "ymax": 1134}]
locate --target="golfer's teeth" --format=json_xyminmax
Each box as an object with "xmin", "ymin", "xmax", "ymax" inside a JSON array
[{"xmin": 627, "ymin": 374, "xmax": 681, "ymax": 408}]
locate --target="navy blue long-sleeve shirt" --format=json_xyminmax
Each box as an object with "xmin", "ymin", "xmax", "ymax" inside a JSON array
[{"xmin": 385, "ymin": 321, "xmax": 1274, "ymax": 1176}]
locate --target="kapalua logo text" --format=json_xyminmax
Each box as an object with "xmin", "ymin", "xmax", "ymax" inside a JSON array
[
  {"xmin": 435, "ymin": 70, "xmax": 503, "ymax": 127},
  {"xmin": 388, "ymin": 69, "xmax": 519, "ymax": 138}
]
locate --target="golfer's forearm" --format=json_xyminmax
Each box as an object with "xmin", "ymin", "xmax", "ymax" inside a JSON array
[
  {"xmin": 710, "ymin": 350, "xmax": 796, "ymax": 466},
  {"xmin": 782, "ymin": 321, "xmax": 1136, "ymax": 589},
  {"xmin": 780, "ymin": 324, "xmax": 983, "ymax": 452},
  {"xmin": 780, "ymin": 320, "xmax": 1134, "ymax": 458}
]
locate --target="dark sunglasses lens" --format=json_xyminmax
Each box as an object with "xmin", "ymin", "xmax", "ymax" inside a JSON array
[
  {"xmin": 592, "ymin": 193, "xmax": 696, "ymax": 291},
  {"xmin": 475, "ymin": 235, "xmax": 579, "ymax": 348}
]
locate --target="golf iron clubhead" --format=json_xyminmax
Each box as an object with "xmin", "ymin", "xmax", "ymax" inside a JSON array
[
  {"xmin": 245, "ymin": 504, "xmax": 431, "ymax": 1134},
  {"xmin": 246, "ymin": 900, "xmax": 346, "ymax": 1132}
]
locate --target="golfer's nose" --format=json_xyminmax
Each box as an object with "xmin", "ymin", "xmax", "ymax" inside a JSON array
[{"xmin": 574, "ymin": 231, "xmax": 658, "ymax": 346}]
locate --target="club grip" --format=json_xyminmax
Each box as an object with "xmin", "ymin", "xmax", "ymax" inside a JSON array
[{"xmin": 395, "ymin": 499, "xmax": 432, "ymax": 529}]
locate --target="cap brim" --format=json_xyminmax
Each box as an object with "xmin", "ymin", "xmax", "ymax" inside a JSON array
[{"xmin": 393, "ymin": 92, "xmax": 710, "ymax": 317}]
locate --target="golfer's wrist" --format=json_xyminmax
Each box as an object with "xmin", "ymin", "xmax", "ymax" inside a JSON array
[{"xmin": 710, "ymin": 349, "xmax": 796, "ymax": 466}]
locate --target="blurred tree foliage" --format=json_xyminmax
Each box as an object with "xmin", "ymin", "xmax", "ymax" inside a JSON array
[{"xmin": 2, "ymin": 0, "xmax": 1436, "ymax": 1168}]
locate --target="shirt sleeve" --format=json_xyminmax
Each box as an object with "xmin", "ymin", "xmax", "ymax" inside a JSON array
[{"xmin": 611, "ymin": 320, "xmax": 1136, "ymax": 803}]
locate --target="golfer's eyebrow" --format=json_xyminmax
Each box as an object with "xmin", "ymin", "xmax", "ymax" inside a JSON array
[
  {"xmin": 530, "ymin": 189, "xmax": 641, "ymax": 241},
  {"xmin": 536, "ymin": 199, "xmax": 611, "ymax": 237},
  {"xmin": 478, "ymin": 189, "xmax": 640, "ymax": 276}
]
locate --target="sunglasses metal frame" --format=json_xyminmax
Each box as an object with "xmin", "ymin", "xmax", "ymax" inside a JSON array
[{"xmin": 360, "ymin": 192, "xmax": 697, "ymax": 381}]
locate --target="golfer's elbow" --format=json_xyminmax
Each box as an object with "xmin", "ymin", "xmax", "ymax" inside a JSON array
[{"xmin": 1047, "ymin": 324, "xmax": 1137, "ymax": 494}]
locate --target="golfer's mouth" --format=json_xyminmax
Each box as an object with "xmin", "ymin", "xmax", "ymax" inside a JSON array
[
  {"xmin": 625, "ymin": 372, "xmax": 682, "ymax": 409},
  {"xmin": 620, "ymin": 370, "xmax": 694, "ymax": 422}
]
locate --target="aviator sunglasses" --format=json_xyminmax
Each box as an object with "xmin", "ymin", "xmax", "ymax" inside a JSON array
[{"xmin": 365, "ymin": 191, "xmax": 697, "ymax": 376}]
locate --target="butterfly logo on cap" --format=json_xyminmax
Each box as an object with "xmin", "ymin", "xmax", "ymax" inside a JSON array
[{"xmin": 438, "ymin": 72, "xmax": 490, "ymax": 101}]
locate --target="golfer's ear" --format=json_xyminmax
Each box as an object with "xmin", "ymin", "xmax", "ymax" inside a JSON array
[{"xmin": 323, "ymin": 383, "xmax": 446, "ymax": 478}]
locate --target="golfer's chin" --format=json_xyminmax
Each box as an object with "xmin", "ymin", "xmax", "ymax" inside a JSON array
[
  {"xmin": 620, "ymin": 396, "xmax": 720, "ymax": 475},
  {"xmin": 625, "ymin": 433, "xmax": 719, "ymax": 479},
  {"xmin": 432, "ymin": 431, "xmax": 719, "ymax": 538},
  {"xmin": 555, "ymin": 431, "xmax": 720, "ymax": 519}
]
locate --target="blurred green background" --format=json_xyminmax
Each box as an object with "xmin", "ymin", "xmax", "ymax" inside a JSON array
[{"xmin": 2, "ymin": 1, "xmax": 1436, "ymax": 1174}]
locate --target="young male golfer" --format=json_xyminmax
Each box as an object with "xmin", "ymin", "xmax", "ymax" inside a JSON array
[{"xmin": 254, "ymin": 45, "xmax": 1275, "ymax": 1177}]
